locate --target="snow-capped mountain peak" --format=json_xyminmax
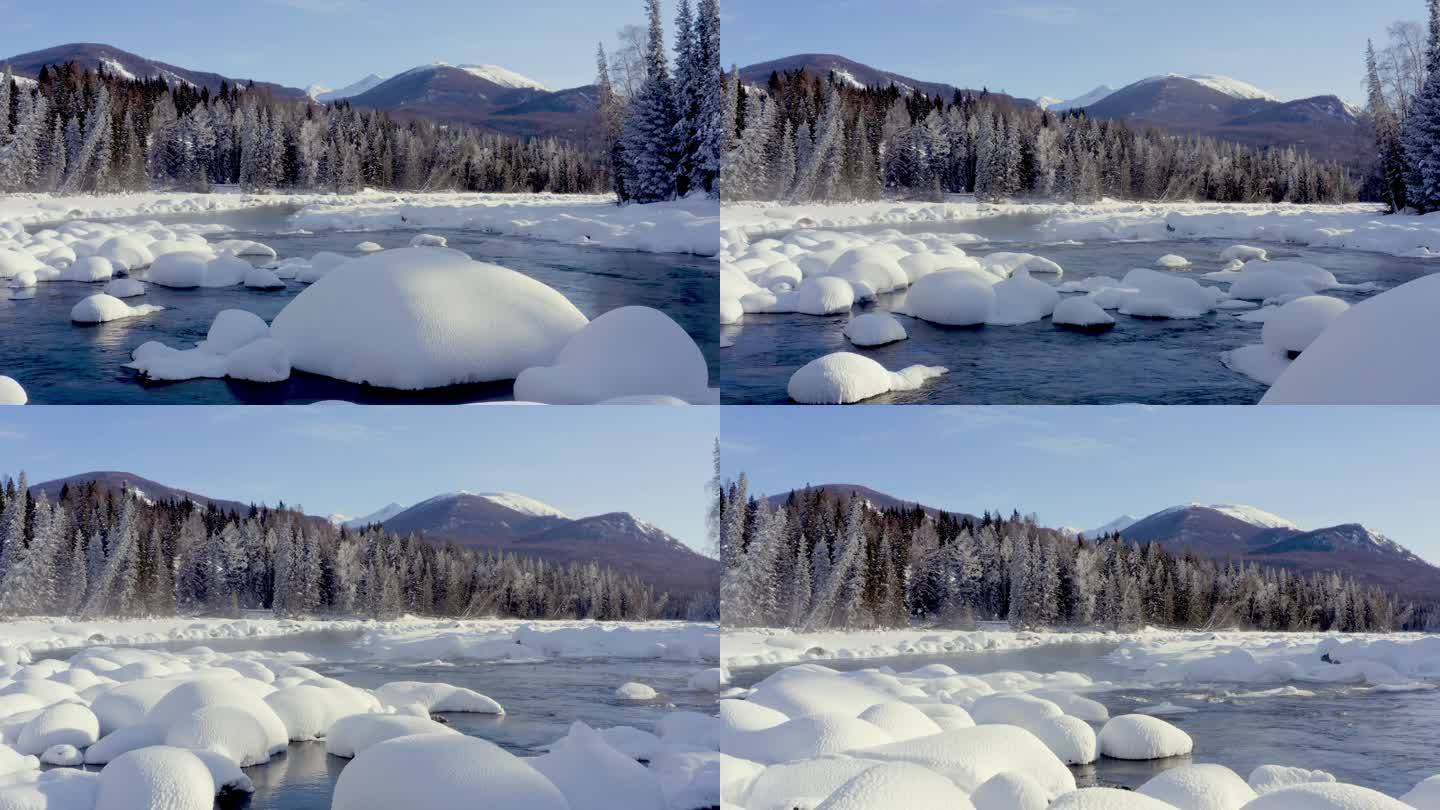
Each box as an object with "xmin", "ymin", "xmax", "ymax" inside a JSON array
[
  {"xmin": 1140, "ymin": 73, "xmax": 1279, "ymax": 103},
  {"xmin": 310, "ymin": 73, "xmax": 386, "ymax": 102},
  {"xmin": 341, "ymin": 502, "xmax": 408, "ymax": 529},
  {"xmin": 1204, "ymin": 504, "xmax": 1298, "ymax": 530},
  {"xmin": 404, "ymin": 62, "xmax": 548, "ymax": 91},
  {"xmin": 473, "ymin": 492, "xmax": 569, "ymax": 519},
  {"xmin": 1041, "ymin": 85, "xmax": 1115, "ymax": 112},
  {"xmin": 1081, "ymin": 514, "xmax": 1137, "ymax": 538}
]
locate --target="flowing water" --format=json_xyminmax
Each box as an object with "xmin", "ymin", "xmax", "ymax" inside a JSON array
[
  {"xmin": 729, "ymin": 642, "xmax": 1440, "ymax": 795},
  {"xmin": 3, "ymin": 206, "xmax": 718, "ymax": 404},
  {"xmin": 721, "ymin": 223, "xmax": 1435, "ymax": 404}
]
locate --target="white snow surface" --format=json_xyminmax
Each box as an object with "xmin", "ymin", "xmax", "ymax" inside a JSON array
[{"xmin": 787, "ymin": 352, "xmax": 947, "ymax": 404}]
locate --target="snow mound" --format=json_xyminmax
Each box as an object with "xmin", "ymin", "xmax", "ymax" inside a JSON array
[
  {"xmin": 530, "ymin": 722, "xmax": 664, "ymax": 810},
  {"xmin": 70, "ymin": 294, "xmax": 164, "ymax": 324},
  {"xmin": 970, "ymin": 772, "xmax": 1050, "ymax": 810},
  {"xmin": 0, "ymin": 376, "xmax": 27, "ymax": 404},
  {"xmin": 214, "ymin": 239, "xmax": 276, "ymax": 258},
  {"xmin": 1097, "ymin": 715, "xmax": 1193, "ymax": 760},
  {"xmin": 16, "ymin": 703, "xmax": 100, "ymax": 754},
  {"xmin": 94, "ymin": 746, "xmax": 215, "ymax": 810},
  {"xmin": 844, "ymin": 312, "xmax": 908, "ymax": 346},
  {"xmin": 1263, "ymin": 272, "xmax": 1440, "ymax": 403},
  {"xmin": 1053, "ymin": 297, "xmax": 1115, "ymax": 329},
  {"xmin": 40, "ymin": 743, "xmax": 84, "ymax": 766},
  {"xmin": 59, "ymin": 255, "xmax": 115, "ymax": 281},
  {"xmin": 163, "ymin": 704, "xmax": 281, "ymax": 766},
  {"xmin": 409, "ymin": 233, "xmax": 447, "ymax": 247},
  {"xmin": 1049, "ymin": 787, "xmax": 1183, "ymax": 809},
  {"xmin": 243, "ymin": 266, "xmax": 286, "ymax": 289},
  {"xmin": 513, "ymin": 306, "xmax": 710, "ymax": 404},
  {"xmin": 1137, "ymin": 764, "xmax": 1256, "ymax": 809},
  {"xmin": 857, "ymin": 701, "xmax": 943, "ymax": 742},
  {"xmin": 1261, "ymin": 295, "xmax": 1349, "ymax": 355},
  {"xmin": 861, "ymin": 725, "xmax": 1076, "ymax": 795},
  {"xmin": 1117, "ymin": 268, "xmax": 1219, "ymax": 319},
  {"xmin": 1248, "ymin": 765, "xmax": 1336, "ymax": 794},
  {"xmin": 127, "ymin": 309, "xmax": 289, "ymax": 383},
  {"xmin": 331, "ymin": 733, "xmax": 568, "ymax": 810},
  {"xmin": 970, "ymin": 693, "xmax": 1063, "ymax": 725},
  {"xmin": 789, "ymin": 276, "xmax": 857, "ymax": 315},
  {"xmin": 814, "ymin": 762, "xmax": 975, "ymax": 810},
  {"xmin": 372, "ymin": 681, "xmax": 504, "ymax": 714},
  {"xmin": 356, "ymin": 241, "xmax": 384, "ymax": 252},
  {"xmin": 270, "ymin": 248, "xmax": 587, "ymax": 389},
  {"xmin": 1400, "ymin": 775, "xmax": 1440, "ymax": 808},
  {"xmin": 615, "ymin": 682, "xmax": 658, "ymax": 701},
  {"xmin": 727, "ymin": 713, "xmax": 893, "ymax": 764},
  {"xmin": 1227, "ymin": 260, "xmax": 1337, "ymax": 300},
  {"xmin": 85, "ymin": 724, "xmax": 166, "ymax": 765},
  {"xmin": 787, "ymin": 352, "xmax": 946, "ymax": 404},
  {"xmin": 1242, "ymin": 783, "xmax": 1412, "ymax": 809},
  {"xmin": 903, "ymin": 270, "xmax": 996, "ymax": 325},
  {"xmin": 1156, "ymin": 254, "xmax": 1191, "ymax": 269},
  {"xmin": 265, "ymin": 685, "xmax": 377, "ymax": 740},
  {"xmin": 1020, "ymin": 715, "xmax": 1098, "ymax": 765},
  {"xmin": 143, "ymin": 681, "xmax": 287, "ymax": 761},
  {"xmin": 989, "ymin": 269, "xmax": 1060, "ymax": 325},
  {"xmin": 325, "ymin": 714, "xmax": 459, "ymax": 758},
  {"xmin": 103, "ymin": 278, "xmax": 146, "ymax": 298},
  {"xmin": 1221, "ymin": 245, "xmax": 1268, "ymax": 262}
]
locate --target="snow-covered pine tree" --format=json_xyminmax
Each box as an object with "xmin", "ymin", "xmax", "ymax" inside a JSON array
[
  {"xmin": 691, "ymin": 0, "xmax": 722, "ymax": 196},
  {"xmin": 620, "ymin": 0, "xmax": 680, "ymax": 202}
]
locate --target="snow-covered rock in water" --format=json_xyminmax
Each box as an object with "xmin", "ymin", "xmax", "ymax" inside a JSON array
[
  {"xmin": 264, "ymin": 685, "xmax": 376, "ymax": 741},
  {"xmin": 0, "ymin": 248, "xmax": 46, "ymax": 279},
  {"xmin": 1241, "ymin": 783, "xmax": 1412, "ymax": 809},
  {"xmin": 655, "ymin": 711, "xmax": 723, "ymax": 749},
  {"xmin": 857, "ymin": 701, "xmax": 943, "ymax": 742},
  {"xmin": 1030, "ymin": 690, "xmax": 1109, "ymax": 722},
  {"xmin": 164, "ymin": 704, "xmax": 285, "ymax": 766},
  {"xmin": 844, "ymin": 312, "xmax": 908, "ymax": 346},
  {"xmin": 0, "ymin": 769, "xmax": 101, "ymax": 809},
  {"xmin": 40, "ymin": 743, "xmax": 84, "ymax": 766},
  {"xmin": 85, "ymin": 725, "xmax": 167, "ymax": 765},
  {"xmin": 1097, "ymin": 715, "xmax": 1193, "ymax": 760},
  {"xmin": 103, "ymin": 278, "xmax": 146, "ymax": 298},
  {"xmin": 970, "ymin": 772, "xmax": 1050, "ymax": 810},
  {"xmin": 899, "ymin": 251, "xmax": 983, "ymax": 283},
  {"xmin": 96, "ymin": 236, "xmax": 155, "ymax": 271},
  {"xmin": 1221, "ymin": 343, "xmax": 1291, "ymax": 386},
  {"xmin": 1263, "ymin": 272, "xmax": 1440, "ymax": 403},
  {"xmin": 828, "ymin": 246, "xmax": 909, "ymax": 293},
  {"xmin": 981, "ymin": 252, "xmax": 1062, "ymax": 278},
  {"xmin": 59, "ymin": 255, "xmax": 115, "ymax": 281},
  {"xmin": 513, "ymin": 306, "xmax": 709, "ymax": 404},
  {"xmin": 214, "ymin": 239, "xmax": 276, "ymax": 258},
  {"xmin": 1021, "ymin": 715, "xmax": 1098, "ymax": 765},
  {"xmin": 270, "ymin": 248, "xmax": 587, "ymax": 389},
  {"xmin": 243, "ymin": 266, "xmax": 286, "ymax": 289},
  {"xmin": 726, "ymin": 713, "xmax": 893, "ymax": 764},
  {"xmin": 989, "ymin": 269, "xmax": 1060, "ymax": 325},
  {"xmin": 1247, "ymin": 765, "xmax": 1336, "ymax": 794},
  {"xmin": 372, "ymin": 681, "xmax": 504, "ymax": 714},
  {"xmin": 789, "ymin": 276, "xmax": 856, "ymax": 315},
  {"xmin": 1053, "ymin": 297, "xmax": 1116, "ymax": 331},
  {"xmin": 224, "ymin": 338, "xmax": 292, "ymax": 383},
  {"xmin": 738, "ymin": 757, "xmax": 870, "ymax": 810},
  {"xmin": 861, "ymin": 725, "xmax": 1076, "ymax": 796},
  {"xmin": 1221, "ymin": 245, "xmax": 1269, "ymax": 262},
  {"xmin": 0, "ymin": 376, "xmax": 27, "ymax": 405},
  {"xmin": 16, "ymin": 703, "xmax": 100, "ymax": 754},
  {"xmin": 94, "ymin": 746, "xmax": 215, "ymax": 810},
  {"xmin": 1137, "ymin": 764, "xmax": 1256, "ymax": 810},
  {"xmin": 814, "ymin": 762, "xmax": 976, "ymax": 810},
  {"xmin": 720, "ymin": 295, "xmax": 743, "ymax": 324},
  {"xmin": 969, "ymin": 694, "xmax": 1063, "ymax": 726},
  {"xmin": 904, "ymin": 270, "xmax": 995, "ymax": 326},
  {"xmin": 409, "ymin": 233, "xmax": 448, "ymax": 247},
  {"xmin": 530, "ymin": 722, "xmax": 664, "ymax": 810},
  {"xmin": 718, "ymin": 699, "xmax": 789, "ymax": 733},
  {"xmin": 70, "ymin": 293, "xmax": 164, "ymax": 324},
  {"xmin": 1157, "ymin": 254, "xmax": 1192, "ymax": 269},
  {"xmin": 1261, "ymin": 296, "xmax": 1349, "ymax": 356},
  {"xmin": 127, "ymin": 308, "xmax": 289, "ymax": 383},
  {"xmin": 1400, "ymin": 775, "xmax": 1440, "ymax": 809},
  {"xmin": 144, "ymin": 252, "xmax": 211, "ymax": 288},
  {"xmin": 7, "ymin": 268, "xmax": 36, "ymax": 288},
  {"xmin": 0, "ymin": 745, "xmax": 38, "ymax": 776},
  {"xmin": 616, "ymin": 682, "xmax": 658, "ymax": 701},
  {"xmin": 1227, "ymin": 260, "xmax": 1337, "ymax": 300},
  {"xmin": 1049, "ymin": 787, "xmax": 1183, "ymax": 809},
  {"xmin": 324, "ymin": 714, "xmax": 459, "ymax": 758},
  {"xmin": 787, "ymin": 352, "xmax": 947, "ymax": 404},
  {"xmin": 1118, "ymin": 268, "xmax": 1219, "ymax": 319},
  {"xmin": 191, "ymin": 749, "xmax": 254, "ymax": 795},
  {"xmin": 687, "ymin": 667, "xmax": 727, "ymax": 692},
  {"xmin": 331, "ymin": 733, "xmax": 568, "ymax": 810},
  {"xmin": 356, "ymin": 241, "xmax": 384, "ymax": 252}
]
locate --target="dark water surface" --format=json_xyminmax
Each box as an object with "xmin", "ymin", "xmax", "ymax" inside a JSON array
[
  {"xmin": 4, "ymin": 207, "xmax": 718, "ymax": 404},
  {"xmin": 729, "ymin": 643, "xmax": 1440, "ymax": 796},
  {"xmin": 721, "ymin": 231, "xmax": 1435, "ymax": 404}
]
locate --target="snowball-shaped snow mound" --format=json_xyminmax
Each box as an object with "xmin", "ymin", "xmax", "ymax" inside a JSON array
[
  {"xmin": 103, "ymin": 278, "xmax": 146, "ymax": 298},
  {"xmin": 1097, "ymin": 715, "xmax": 1192, "ymax": 760},
  {"xmin": 844, "ymin": 312, "xmax": 907, "ymax": 346},
  {"xmin": 970, "ymin": 693, "xmax": 1062, "ymax": 725},
  {"xmin": 904, "ymin": 270, "xmax": 996, "ymax": 326},
  {"xmin": 372, "ymin": 681, "xmax": 504, "ymax": 714},
  {"xmin": 1137, "ymin": 764, "xmax": 1256, "ymax": 809},
  {"xmin": 530, "ymin": 722, "xmax": 665, "ymax": 810},
  {"xmin": 1049, "ymin": 787, "xmax": 1183, "ymax": 809},
  {"xmin": 729, "ymin": 713, "xmax": 894, "ymax": 765},
  {"xmin": 1263, "ymin": 272, "xmax": 1440, "ymax": 403},
  {"xmin": 95, "ymin": 746, "xmax": 216, "ymax": 810},
  {"xmin": 164, "ymin": 704, "xmax": 283, "ymax": 766},
  {"xmin": 787, "ymin": 352, "xmax": 946, "ymax": 404},
  {"xmin": 1053, "ymin": 297, "xmax": 1116, "ymax": 331},
  {"xmin": 1248, "ymin": 765, "xmax": 1336, "ymax": 794},
  {"xmin": 0, "ymin": 376, "xmax": 27, "ymax": 404},
  {"xmin": 615, "ymin": 682, "xmax": 659, "ymax": 700},
  {"xmin": 861, "ymin": 725, "xmax": 1076, "ymax": 795},
  {"xmin": 1157, "ymin": 254, "xmax": 1191, "ymax": 269},
  {"xmin": 409, "ymin": 233, "xmax": 448, "ymax": 247},
  {"xmin": 856, "ymin": 701, "xmax": 943, "ymax": 742},
  {"xmin": 1022, "ymin": 715, "xmax": 1098, "ymax": 765},
  {"xmin": 332, "ymin": 733, "xmax": 568, "ymax": 810},
  {"xmin": 1221, "ymin": 245, "xmax": 1269, "ymax": 262},
  {"xmin": 970, "ymin": 772, "xmax": 1050, "ymax": 810},
  {"xmin": 17, "ymin": 703, "xmax": 100, "ymax": 754},
  {"xmin": 1261, "ymin": 295, "xmax": 1349, "ymax": 356},
  {"xmin": 815, "ymin": 762, "xmax": 975, "ymax": 810},
  {"xmin": 270, "ymin": 248, "xmax": 588, "ymax": 389},
  {"xmin": 70, "ymin": 293, "xmax": 164, "ymax": 324},
  {"xmin": 791, "ymin": 276, "xmax": 856, "ymax": 315},
  {"xmin": 1241, "ymin": 783, "xmax": 1412, "ymax": 809},
  {"xmin": 325, "ymin": 714, "xmax": 460, "ymax": 758},
  {"xmin": 513, "ymin": 306, "xmax": 709, "ymax": 404}
]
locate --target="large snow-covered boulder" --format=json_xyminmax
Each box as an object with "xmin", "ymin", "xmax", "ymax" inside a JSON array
[
  {"xmin": 1221, "ymin": 245, "xmax": 1268, "ymax": 262},
  {"xmin": 1247, "ymin": 765, "xmax": 1336, "ymax": 794},
  {"xmin": 969, "ymin": 694, "xmax": 1063, "ymax": 726},
  {"xmin": 828, "ymin": 246, "xmax": 909, "ymax": 293},
  {"xmin": 1227, "ymin": 260, "xmax": 1337, "ymax": 301},
  {"xmin": 1118, "ymin": 268, "xmax": 1218, "ymax": 319},
  {"xmin": 94, "ymin": 746, "xmax": 215, "ymax": 810},
  {"xmin": 1020, "ymin": 715, "xmax": 1098, "ymax": 765},
  {"xmin": 513, "ymin": 306, "xmax": 709, "ymax": 404},
  {"xmin": 989, "ymin": 270, "xmax": 1060, "ymax": 325},
  {"xmin": 530, "ymin": 722, "xmax": 664, "ymax": 810},
  {"xmin": 1097, "ymin": 715, "xmax": 1192, "ymax": 760},
  {"xmin": 860, "ymin": 725, "xmax": 1076, "ymax": 796},
  {"xmin": 970, "ymin": 772, "xmax": 1050, "ymax": 810},
  {"xmin": 1137, "ymin": 764, "xmax": 1256, "ymax": 810},
  {"xmin": 325, "ymin": 714, "xmax": 460, "ymax": 758},
  {"xmin": 1260, "ymin": 296, "xmax": 1349, "ymax": 356},
  {"xmin": 264, "ymin": 684, "xmax": 378, "ymax": 741},
  {"xmin": 103, "ymin": 278, "xmax": 147, "ymax": 298},
  {"xmin": 59, "ymin": 255, "xmax": 115, "ymax": 281},
  {"xmin": 270, "ymin": 248, "xmax": 588, "ymax": 389},
  {"xmin": 70, "ymin": 293, "xmax": 164, "ymax": 324},
  {"xmin": 1240, "ymin": 783, "xmax": 1412, "ymax": 809},
  {"xmin": 856, "ymin": 701, "xmax": 943, "ymax": 742},
  {"xmin": 844, "ymin": 312, "xmax": 908, "ymax": 346},
  {"xmin": 0, "ymin": 247, "xmax": 47, "ymax": 279},
  {"xmin": 726, "ymin": 713, "xmax": 893, "ymax": 764},
  {"xmin": 372, "ymin": 681, "xmax": 504, "ymax": 714},
  {"xmin": 1157, "ymin": 254, "xmax": 1192, "ymax": 269},
  {"xmin": 787, "ymin": 352, "xmax": 946, "ymax": 404},
  {"xmin": 144, "ymin": 252, "xmax": 213, "ymax": 288},
  {"xmin": 1049, "ymin": 787, "xmax": 1183, "ymax": 809},
  {"xmin": 144, "ymin": 680, "xmax": 287, "ymax": 760},
  {"xmin": 904, "ymin": 270, "xmax": 996, "ymax": 326},
  {"xmin": 163, "ymin": 704, "xmax": 282, "ymax": 767},
  {"xmin": 96, "ymin": 236, "xmax": 155, "ymax": 272},
  {"xmin": 814, "ymin": 762, "xmax": 976, "ymax": 810},
  {"xmin": 16, "ymin": 703, "xmax": 100, "ymax": 754},
  {"xmin": 1262, "ymin": 272, "xmax": 1440, "ymax": 403},
  {"xmin": 1053, "ymin": 297, "xmax": 1116, "ymax": 331},
  {"xmin": 1400, "ymin": 775, "xmax": 1440, "ymax": 809},
  {"xmin": 0, "ymin": 376, "xmax": 29, "ymax": 405},
  {"xmin": 331, "ymin": 733, "xmax": 568, "ymax": 810},
  {"xmin": 788, "ymin": 276, "xmax": 857, "ymax": 315}
]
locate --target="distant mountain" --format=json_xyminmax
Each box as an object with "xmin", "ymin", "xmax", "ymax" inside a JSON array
[
  {"xmin": 309, "ymin": 73, "xmax": 386, "ymax": 102},
  {"xmin": 338, "ymin": 502, "xmax": 408, "ymax": 528},
  {"xmin": 1118, "ymin": 503, "xmax": 1299, "ymax": 557},
  {"xmin": 764, "ymin": 483, "xmax": 962, "ymax": 518},
  {"xmin": 30, "ymin": 471, "xmax": 258, "ymax": 515},
  {"xmin": 738, "ymin": 53, "xmax": 1032, "ymax": 109},
  {"xmin": 1041, "ymin": 85, "xmax": 1115, "ymax": 112},
  {"xmin": 1, "ymin": 43, "xmax": 307, "ymax": 99},
  {"xmin": 344, "ymin": 64, "xmax": 599, "ymax": 141},
  {"xmin": 1081, "ymin": 513, "xmax": 1137, "ymax": 538}
]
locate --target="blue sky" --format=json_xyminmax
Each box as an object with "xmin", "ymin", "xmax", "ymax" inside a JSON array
[
  {"xmin": 0, "ymin": 0, "xmax": 684, "ymax": 92},
  {"xmin": 721, "ymin": 406, "xmax": 1440, "ymax": 559},
  {"xmin": 721, "ymin": 0, "xmax": 1420, "ymax": 104},
  {"xmin": 0, "ymin": 406, "xmax": 717, "ymax": 552}
]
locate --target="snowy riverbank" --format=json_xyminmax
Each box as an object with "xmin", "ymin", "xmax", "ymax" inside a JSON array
[
  {"xmin": 0, "ymin": 616, "xmax": 718, "ymax": 667},
  {"xmin": 0, "ymin": 617, "xmax": 723, "ymax": 810},
  {"xmin": 720, "ymin": 197, "xmax": 1439, "ymax": 259},
  {"xmin": 0, "ymin": 190, "xmax": 720, "ymax": 256}
]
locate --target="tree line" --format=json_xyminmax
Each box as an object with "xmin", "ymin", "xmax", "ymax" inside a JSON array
[
  {"xmin": 719, "ymin": 478, "xmax": 1434, "ymax": 633},
  {"xmin": 722, "ymin": 69, "xmax": 1356, "ymax": 205},
  {"xmin": 0, "ymin": 473, "xmax": 712, "ymax": 623}
]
